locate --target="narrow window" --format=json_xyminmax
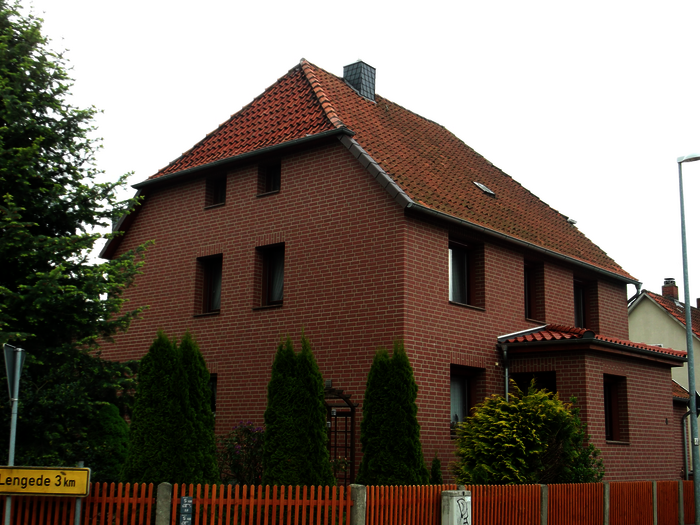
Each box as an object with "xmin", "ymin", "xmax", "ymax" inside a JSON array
[
  {"xmin": 199, "ymin": 255, "xmax": 222, "ymax": 313},
  {"xmin": 574, "ymin": 280, "xmax": 587, "ymax": 328},
  {"xmin": 450, "ymin": 366, "xmax": 482, "ymax": 434},
  {"xmin": 524, "ymin": 261, "xmax": 544, "ymax": 321},
  {"xmin": 449, "ymin": 242, "xmax": 469, "ymax": 304},
  {"xmin": 205, "ymin": 176, "xmax": 226, "ymax": 207},
  {"xmin": 604, "ymin": 374, "xmax": 628, "ymax": 442},
  {"xmin": 209, "ymin": 373, "xmax": 218, "ymax": 414},
  {"xmin": 258, "ymin": 160, "xmax": 281, "ymax": 195},
  {"xmin": 258, "ymin": 244, "xmax": 285, "ymax": 306}
]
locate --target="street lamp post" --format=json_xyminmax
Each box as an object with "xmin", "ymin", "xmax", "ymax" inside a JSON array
[{"xmin": 677, "ymin": 153, "xmax": 700, "ymax": 524}]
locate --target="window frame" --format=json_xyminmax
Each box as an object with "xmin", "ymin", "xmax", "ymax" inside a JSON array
[
  {"xmin": 450, "ymin": 365, "xmax": 482, "ymax": 435},
  {"xmin": 197, "ymin": 255, "xmax": 223, "ymax": 315},
  {"xmin": 257, "ymin": 160, "xmax": 281, "ymax": 195},
  {"xmin": 257, "ymin": 243, "xmax": 285, "ymax": 307},
  {"xmin": 574, "ymin": 280, "xmax": 587, "ymax": 328},
  {"xmin": 205, "ymin": 176, "xmax": 227, "ymax": 207},
  {"xmin": 524, "ymin": 261, "xmax": 544, "ymax": 321},
  {"xmin": 603, "ymin": 374, "xmax": 628, "ymax": 442}
]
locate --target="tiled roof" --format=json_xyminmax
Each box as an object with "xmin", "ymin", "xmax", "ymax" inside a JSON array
[
  {"xmin": 147, "ymin": 59, "xmax": 634, "ymax": 281},
  {"xmin": 501, "ymin": 324, "xmax": 687, "ymax": 360},
  {"xmin": 643, "ymin": 291, "xmax": 700, "ymax": 339},
  {"xmin": 672, "ymin": 380, "xmax": 690, "ymax": 401}
]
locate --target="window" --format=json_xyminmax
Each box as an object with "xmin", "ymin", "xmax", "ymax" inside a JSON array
[
  {"xmin": 258, "ymin": 160, "xmax": 281, "ymax": 195},
  {"xmin": 209, "ymin": 373, "xmax": 218, "ymax": 414},
  {"xmin": 205, "ymin": 176, "xmax": 226, "ymax": 207},
  {"xmin": 258, "ymin": 244, "xmax": 284, "ymax": 306},
  {"xmin": 524, "ymin": 261, "xmax": 544, "ymax": 320},
  {"xmin": 198, "ymin": 255, "xmax": 222, "ymax": 313},
  {"xmin": 511, "ymin": 371, "xmax": 556, "ymax": 395},
  {"xmin": 449, "ymin": 242, "xmax": 469, "ymax": 304},
  {"xmin": 450, "ymin": 366, "xmax": 481, "ymax": 433},
  {"xmin": 604, "ymin": 374, "xmax": 628, "ymax": 442},
  {"xmin": 574, "ymin": 280, "xmax": 587, "ymax": 328}
]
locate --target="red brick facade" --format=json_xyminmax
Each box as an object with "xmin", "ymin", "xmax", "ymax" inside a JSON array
[{"xmin": 101, "ymin": 60, "xmax": 684, "ymax": 483}]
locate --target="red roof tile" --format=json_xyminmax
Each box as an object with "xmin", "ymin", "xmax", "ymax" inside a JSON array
[
  {"xmin": 643, "ymin": 291, "xmax": 700, "ymax": 339},
  {"xmin": 502, "ymin": 324, "xmax": 687, "ymax": 360},
  {"xmin": 147, "ymin": 59, "xmax": 634, "ymax": 281},
  {"xmin": 672, "ymin": 380, "xmax": 690, "ymax": 400}
]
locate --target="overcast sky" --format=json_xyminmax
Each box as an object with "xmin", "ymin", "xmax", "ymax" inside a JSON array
[{"xmin": 25, "ymin": 0, "xmax": 700, "ymax": 303}]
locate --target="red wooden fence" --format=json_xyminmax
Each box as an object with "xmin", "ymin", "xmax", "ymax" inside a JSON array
[
  {"xmin": 465, "ymin": 484, "xmax": 540, "ymax": 525},
  {"xmin": 609, "ymin": 481, "xmax": 653, "ymax": 525},
  {"xmin": 365, "ymin": 484, "xmax": 457, "ymax": 525},
  {"xmin": 683, "ymin": 479, "xmax": 695, "ymax": 524},
  {"xmin": 171, "ymin": 483, "xmax": 352, "ymax": 525},
  {"xmin": 548, "ymin": 483, "xmax": 603, "ymax": 525}
]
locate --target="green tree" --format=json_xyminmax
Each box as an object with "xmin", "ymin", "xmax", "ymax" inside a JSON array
[
  {"xmin": 86, "ymin": 403, "xmax": 129, "ymax": 483},
  {"xmin": 0, "ymin": 2, "xmax": 146, "ymax": 470},
  {"xmin": 453, "ymin": 380, "xmax": 604, "ymax": 485},
  {"xmin": 357, "ymin": 340, "xmax": 429, "ymax": 485},
  {"xmin": 179, "ymin": 331, "xmax": 219, "ymax": 484},
  {"xmin": 121, "ymin": 332, "xmax": 185, "ymax": 484},
  {"xmin": 262, "ymin": 334, "xmax": 335, "ymax": 486},
  {"xmin": 430, "ymin": 455, "xmax": 443, "ymax": 485}
]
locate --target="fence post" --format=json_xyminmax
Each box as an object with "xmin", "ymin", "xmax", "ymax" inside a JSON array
[
  {"xmin": 652, "ymin": 481, "xmax": 658, "ymax": 525},
  {"xmin": 350, "ymin": 484, "xmax": 366, "ymax": 525},
  {"xmin": 156, "ymin": 482, "xmax": 173, "ymax": 525},
  {"xmin": 441, "ymin": 490, "xmax": 471, "ymax": 525},
  {"xmin": 678, "ymin": 480, "xmax": 684, "ymax": 525},
  {"xmin": 540, "ymin": 485, "xmax": 548, "ymax": 525},
  {"xmin": 604, "ymin": 482, "xmax": 610, "ymax": 525}
]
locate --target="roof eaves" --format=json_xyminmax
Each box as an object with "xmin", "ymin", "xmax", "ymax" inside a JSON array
[
  {"xmin": 133, "ymin": 128, "xmax": 354, "ymax": 190},
  {"xmin": 497, "ymin": 325, "xmax": 548, "ymax": 344},
  {"xmin": 406, "ymin": 202, "xmax": 640, "ymax": 285}
]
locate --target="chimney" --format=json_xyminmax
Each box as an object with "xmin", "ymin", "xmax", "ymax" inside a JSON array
[
  {"xmin": 343, "ymin": 60, "xmax": 376, "ymax": 101},
  {"xmin": 662, "ymin": 278, "xmax": 679, "ymax": 300}
]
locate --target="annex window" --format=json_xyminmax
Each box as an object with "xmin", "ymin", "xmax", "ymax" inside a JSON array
[
  {"xmin": 511, "ymin": 371, "xmax": 556, "ymax": 395},
  {"xmin": 258, "ymin": 160, "xmax": 281, "ymax": 195},
  {"xmin": 198, "ymin": 255, "xmax": 222, "ymax": 314},
  {"xmin": 604, "ymin": 374, "xmax": 628, "ymax": 442},
  {"xmin": 205, "ymin": 176, "xmax": 227, "ymax": 207},
  {"xmin": 524, "ymin": 261, "xmax": 544, "ymax": 321},
  {"xmin": 257, "ymin": 243, "xmax": 285, "ymax": 306}
]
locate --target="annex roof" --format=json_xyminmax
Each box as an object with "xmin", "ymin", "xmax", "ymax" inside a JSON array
[
  {"xmin": 139, "ymin": 59, "xmax": 634, "ymax": 281},
  {"xmin": 633, "ymin": 291, "xmax": 700, "ymax": 339},
  {"xmin": 499, "ymin": 324, "xmax": 686, "ymax": 362}
]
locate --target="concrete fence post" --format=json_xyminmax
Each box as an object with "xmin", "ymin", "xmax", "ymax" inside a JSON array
[
  {"xmin": 350, "ymin": 484, "xmax": 366, "ymax": 525},
  {"xmin": 441, "ymin": 490, "xmax": 471, "ymax": 525},
  {"xmin": 540, "ymin": 485, "xmax": 548, "ymax": 525},
  {"xmin": 155, "ymin": 482, "xmax": 172, "ymax": 525},
  {"xmin": 652, "ymin": 481, "xmax": 658, "ymax": 525},
  {"xmin": 603, "ymin": 482, "xmax": 610, "ymax": 525},
  {"xmin": 678, "ymin": 480, "xmax": 684, "ymax": 525}
]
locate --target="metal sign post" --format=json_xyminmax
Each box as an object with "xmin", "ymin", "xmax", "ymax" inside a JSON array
[{"xmin": 3, "ymin": 344, "xmax": 26, "ymax": 525}]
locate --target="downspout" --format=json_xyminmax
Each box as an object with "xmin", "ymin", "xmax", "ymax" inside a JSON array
[
  {"xmin": 683, "ymin": 410, "xmax": 692, "ymax": 480},
  {"xmin": 502, "ymin": 345, "xmax": 509, "ymax": 402},
  {"xmin": 627, "ymin": 282, "xmax": 643, "ymax": 306}
]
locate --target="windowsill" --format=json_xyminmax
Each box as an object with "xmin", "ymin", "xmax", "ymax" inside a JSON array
[
  {"xmin": 256, "ymin": 190, "xmax": 280, "ymax": 198},
  {"xmin": 525, "ymin": 317, "xmax": 546, "ymax": 324},
  {"xmin": 605, "ymin": 440, "xmax": 629, "ymax": 446},
  {"xmin": 252, "ymin": 303, "xmax": 283, "ymax": 311},
  {"xmin": 449, "ymin": 301, "xmax": 485, "ymax": 312},
  {"xmin": 194, "ymin": 311, "xmax": 220, "ymax": 318},
  {"xmin": 204, "ymin": 203, "xmax": 225, "ymax": 210}
]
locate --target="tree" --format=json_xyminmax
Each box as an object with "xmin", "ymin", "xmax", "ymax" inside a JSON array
[
  {"xmin": 453, "ymin": 380, "xmax": 604, "ymax": 485},
  {"xmin": 357, "ymin": 340, "xmax": 429, "ymax": 485},
  {"xmin": 262, "ymin": 334, "xmax": 335, "ymax": 486},
  {"xmin": 86, "ymin": 403, "xmax": 129, "ymax": 483},
  {"xmin": 121, "ymin": 332, "xmax": 185, "ymax": 484},
  {"xmin": 179, "ymin": 331, "xmax": 219, "ymax": 484},
  {"xmin": 0, "ymin": 2, "xmax": 146, "ymax": 469}
]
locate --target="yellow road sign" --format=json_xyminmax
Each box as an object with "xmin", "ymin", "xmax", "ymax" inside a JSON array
[{"xmin": 0, "ymin": 466, "xmax": 90, "ymax": 497}]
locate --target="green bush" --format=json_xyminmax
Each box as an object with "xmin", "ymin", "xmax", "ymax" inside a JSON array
[
  {"xmin": 430, "ymin": 455, "xmax": 443, "ymax": 485},
  {"xmin": 86, "ymin": 403, "xmax": 129, "ymax": 483},
  {"xmin": 357, "ymin": 340, "xmax": 429, "ymax": 485},
  {"xmin": 453, "ymin": 380, "xmax": 604, "ymax": 485},
  {"xmin": 218, "ymin": 421, "xmax": 265, "ymax": 486}
]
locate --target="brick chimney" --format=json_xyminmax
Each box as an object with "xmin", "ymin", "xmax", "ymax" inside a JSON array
[{"xmin": 662, "ymin": 278, "xmax": 679, "ymax": 300}]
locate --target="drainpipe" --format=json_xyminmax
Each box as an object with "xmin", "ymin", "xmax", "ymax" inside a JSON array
[
  {"xmin": 683, "ymin": 409, "xmax": 692, "ymax": 480},
  {"xmin": 627, "ymin": 282, "xmax": 643, "ymax": 306},
  {"xmin": 502, "ymin": 345, "xmax": 509, "ymax": 402}
]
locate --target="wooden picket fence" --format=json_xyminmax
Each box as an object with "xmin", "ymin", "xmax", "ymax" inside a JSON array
[
  {"xmin": 465, "ymin": 484, "xmax": 541, "ymax": 525},
  {"xmin": 365, "ymin": 484, "xmax": 457, "ymax": 525},
  {"xmin": 171, "ymin": 483, "xmax": 353, "ymax": 525}
]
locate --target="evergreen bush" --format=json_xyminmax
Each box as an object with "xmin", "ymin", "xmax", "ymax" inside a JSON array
[
  {"xmin": 218, "ymin": 421, "xmax": 265, "ymax": 486},
  {"xmin": 453, "ymin": 380, "xmax": 604, "ymax": 484},
  {"xmin": 86, "ymin": 403, "xmax": 129, "ymax": 483},
  {"xmin": 357, "ymin": 340, "xmax": 429, "ymax": 485},
  {"xmin": 430, "ymin": 455, "xmax": 443, "ymax": 485}
]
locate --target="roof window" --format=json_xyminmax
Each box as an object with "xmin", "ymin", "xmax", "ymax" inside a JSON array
[{"xmin": 473, "ymin": 181, "xmax": 495, "ymax": 197}]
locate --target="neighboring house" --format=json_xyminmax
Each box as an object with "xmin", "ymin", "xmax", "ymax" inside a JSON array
[
  {"xmin": 101, "ymin": 59, "xmax": 686, "ymax": 482},
  {"xmin": 629, "ymin": 278, "xmax": 700, "ymax": 391}
]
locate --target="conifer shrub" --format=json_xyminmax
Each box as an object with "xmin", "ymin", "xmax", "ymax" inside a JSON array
[
  {"xmin": 86, "ymin": 403, "xmax": 129, "ymax": 483},
  {"xmin": 262, "ymin": 334, "xmax": 335, "ymax": 487},
  {"xmin": 430, "ymin": 454, "xmax": 443, "ymax": 485},
  {"xmin": 357, "ymin": 340, "xmax": 429, "ymax": 485},
  {"xmin": 453, "ymin": 380, "xmax": 604, "ymax": 485}
]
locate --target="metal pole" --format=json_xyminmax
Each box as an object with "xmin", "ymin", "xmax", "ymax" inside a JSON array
[
  {"xmin": 4, "ymin": 345, "xmax": 22, "ymax": 525},
  {"xmin": 679, "ymin": 160, "xmax": 700, "ymax": 524}
]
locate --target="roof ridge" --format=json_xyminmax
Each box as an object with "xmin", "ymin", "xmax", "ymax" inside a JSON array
[{"xmin": 300, "ymin": 59, "xmax": 345, "ymax": 130}]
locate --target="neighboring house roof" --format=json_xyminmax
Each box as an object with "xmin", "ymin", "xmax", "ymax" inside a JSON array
[
  {"xmin": 127, "ymin": 59, "xmax": 634, "ymax": 281},
  {"xmin": 632, "ymin": 290, "xmax": 700, "ymax": 340},
  {"xmin": 499, "ymin": 324, "xmax": 686, "ymax": 363},
  {"xmin": 672, "ymin": 380, "xmax": 690, "ymax": 401}
]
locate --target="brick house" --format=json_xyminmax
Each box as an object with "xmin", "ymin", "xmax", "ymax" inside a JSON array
[{"xmin": 101, "ymin": 59, "xmax": 685, "ymax": 482}]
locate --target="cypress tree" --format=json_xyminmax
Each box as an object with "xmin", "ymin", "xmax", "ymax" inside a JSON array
[
  {"xmin": 295, "ymin": 334, "xmax": 335, "ymax": 486},
  {"xmin": 179, "ymin": 332, "xmax": 219, "ymax": 484},
  {"xmin": 86, "ymin": 403, "xmax": 129, "ymax": 483},
  {"xmin": 357, "ymin": 340, "xmax": 429, "ymax": 485},
  {"xmin": 121, "ymin": 331, "xmax": 185, "ymax": 484},
  {"xmin": 262, "ymin": 337, "xmax": 301, "ymax": 486}
]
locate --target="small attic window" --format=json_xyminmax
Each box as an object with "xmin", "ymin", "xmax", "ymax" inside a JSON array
[{"xmin": 473, "ymin": 181, "xmax": 495, "ymax": 197}]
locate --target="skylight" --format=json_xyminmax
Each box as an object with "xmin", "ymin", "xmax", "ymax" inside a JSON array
[{"xmin": 473, "ymin": 181, "xmax": 495, "ymax": 197}]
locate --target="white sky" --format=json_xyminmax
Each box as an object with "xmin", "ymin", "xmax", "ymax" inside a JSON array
[{"xmin": 25, "ymin": 0, "xmax": 700, "ymax": 302}]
